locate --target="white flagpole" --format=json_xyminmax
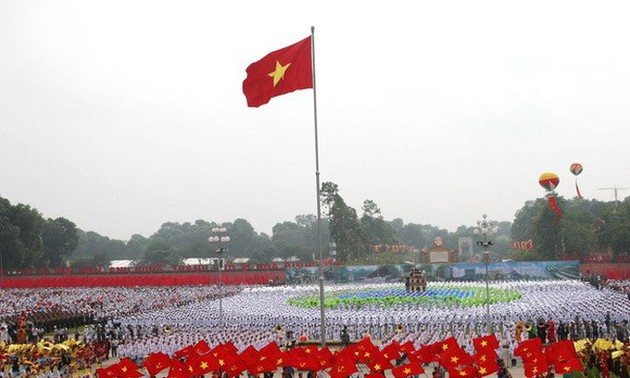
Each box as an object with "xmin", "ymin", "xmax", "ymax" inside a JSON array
[{"xmin": 310, "ymin": 25, "xmax": 326, "ymax": 348}]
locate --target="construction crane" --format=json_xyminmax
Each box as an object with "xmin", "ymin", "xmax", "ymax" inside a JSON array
[{"xmin": 598, "ymin": 185, "xmax": 630, "ymax": 202}]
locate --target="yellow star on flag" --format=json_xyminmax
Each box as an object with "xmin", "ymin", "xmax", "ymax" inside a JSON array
[
  {"xmin": 374, "ymin": 364, "xmax": 381, "ymax": 371},
  {"xmin": 459, "ymin": 371, "xmax": 467, "ymax": 376},
  {"xmin": 404, "ymin": 368, "xmax": 412, "ymax": 374},
  {"xmin": 479, "ymin": 367, "xmax": 487, "ymax": 374},
  {"xmin": 268, "ymin": 61, "xmax": 291, "ymax": 86},
  {"xmin": 563, "ymin": 366, "xmax": 570, "ymax": 372},
  {"xmin": 121, "ymin": 367, "xmax": 128, "ymax": 372},
  {"xmin": 442, "ymin": 344, "xmax": 449, "ymax": 351},
  {"xmin": 219, "ymin": 359, "xmax": 225, "ymax": 366},
  {"xmin": 451, "ymin": 356, "xmax": 460, "ymax": 363},
  {"xmin": 200, "ymin": 361, "xmax": 209, "ymax": 369},
  {"xmin": 481, "ymin": 341, "xmax": 488, "ymax": 347}
]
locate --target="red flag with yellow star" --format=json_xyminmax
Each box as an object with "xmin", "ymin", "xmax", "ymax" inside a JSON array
[
  {"xmin": 392, "ymin": 363, "xmax": 425, "ymax": 378},
  {"xmin": 472, "ymin": 334, "xmax": 499, "ymax": 352},
  {"xmin": 243, "ymin": 36, "xmax": 313, "ymax": 107}
]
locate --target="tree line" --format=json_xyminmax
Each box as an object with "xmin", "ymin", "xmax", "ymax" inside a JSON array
[{"xmin": 1, "ymin": 184, "xmax": 629, "ymax": 270}]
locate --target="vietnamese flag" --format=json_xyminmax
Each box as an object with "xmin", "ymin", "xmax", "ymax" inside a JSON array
[
  {"xmin": 117, "ymin": 358, "xmax": 143, "ymax": 378},
  {"xmin": 553, "ymin": 358, "xmax": 583, "ymax": 374},
  {"xmin": 476, "ymin": 358, "xmax": 500, "ymax": 377},
  {"xmin": 185, "ymin": 352, "xmax": 220, "ymax": 376},
  {"xmin": 243, "ymin": 36, "xmax": 313, "ymax": 107},
  {"xmin": 545, "ymin": 340, "xmax": 578, "ymax": 364},
  {"xmin": 472, "ymin": 334, "xmax": 499, "ymax": 352},
  {"xmin": 523, "ymin": 354, "xmax": 549, "ymax": 378},
  {"xmin": 439, "ymin": 347, "xmax": 473, "ymax": 369},
  {"xmin": 381, "ymin": 343, "xmax": 401, "ymax": 361},
  {"xmin": 430, "ymin": 336, "xmax": 460, "ymax": 356},
  {"xmin": 472, "ymin": 350, "xmax": 498, "ymax": 367},
  {"xmin": 366, "ymin": 354, "xmax": 394, "ymax": 373},
  {"xmin": 392, "ymin": 362, "xmax": 424, "ymax": 378},
  {"xmin": 144, "ymin": 352, "xmax": 172, "ymax": 376},
  {"xmin": 447, "ymin": 365, "xmax": 477, "ymax": 378}
]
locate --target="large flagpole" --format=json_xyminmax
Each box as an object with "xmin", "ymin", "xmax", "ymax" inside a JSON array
[{"xmin": 310, "ymin": 25, "xmax": 326, "ymax": 347}]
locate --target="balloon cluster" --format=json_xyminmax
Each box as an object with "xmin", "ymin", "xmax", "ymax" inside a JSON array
[{"xmin": 537, "ymin": 163, "xmax": 584, "ymax": 226}]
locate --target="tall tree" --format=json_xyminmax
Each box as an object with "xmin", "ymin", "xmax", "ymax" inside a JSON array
[{"xmin": 41, "ymin": 217, "xmax": 78, "ymax": 268}]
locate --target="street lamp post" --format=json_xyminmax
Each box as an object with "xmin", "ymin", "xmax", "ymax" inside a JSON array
[
  {"xmin": 474, "ymin": 214, "xmax": 498, "ymax": 333},
  {"xmin": 209, "ymin": 226, "xmax": 230, "ymax": 327}
]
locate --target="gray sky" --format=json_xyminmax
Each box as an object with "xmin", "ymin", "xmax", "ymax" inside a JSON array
[{"xmin": 2, "ymin": 0, "xmax": 629, "ymax": 240}]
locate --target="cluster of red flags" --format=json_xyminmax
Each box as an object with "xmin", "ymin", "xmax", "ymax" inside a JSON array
[
  {"xmin": 511, "ymin": 239, "xmax": 534, "ymax": 251},
  {"xmin": 96, "ymin": 334, "xmax": 583, "ymax": 378},
  {"xmin": 515, "ymin": 338, "xmax": 583, "ymax": 377}
]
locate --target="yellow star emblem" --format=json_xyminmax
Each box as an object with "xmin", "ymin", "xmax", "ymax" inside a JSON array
[
  {"xmin": 563, "ymin": 366, "xmax": 570, "ymax": 372},
  {"xmin": 442, "ymin": 344, "xmax": 449, "ymax": 351},
  {"xmin": 277, "ymin": 358, "xmax": 283, "ymax": 365},
  {"xmin": 480, "ymin": 355, "xmax": 487, "ymax": 362},
  {"xmin": 374, "ymin": 364, "xmax": 381, "ymax": 371},
  {"xmin": 404, "ymin": 368, "xmax": 412, "ymax": 374},
  {"xmin": 364, "ymin": 352, "xmax": 371, "ymax": 358},
  {"xmin": 268, "ymin": 61, "xmax": 291, "ymax": 86},
  {"xmin": 479, "ymin": 367, "xmax": 487, "ymax": 374},
  {"xmin": 451, "ymin": 356, "xmax": 460, "ymax": 363},
  {"xmin": 121, "ymin": 367, "xmax": 128, "ymax": 372},
  {"xmin": 219, "ymin": 359, "xmax": 225, "ymax": 366},
  {"xmin": 532, "ymin": 367, "xmax": 539, "ymax": 374},
  {"xmin": 200, "ymin": 361, "xmax": 209, "ymax": 369},
  {"xmin": 481, "ymin": 341, "xmax": 488, "ymax": 347},
  {"xmin": 459, "ymin": 370, "xmax": 467, "ymax": 376}
]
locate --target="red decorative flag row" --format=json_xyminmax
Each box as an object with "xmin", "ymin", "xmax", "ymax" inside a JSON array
[
  {"xmin": 96, "ymin": 334, "xmax": 583, "ymax": 378},
  {"xmin": 512, "ymin": 239, "xmax": 534, "ymax": 251}
]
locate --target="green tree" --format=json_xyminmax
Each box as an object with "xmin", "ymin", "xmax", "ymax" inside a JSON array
[
  {"xmin": 137, "ymin": 241, "xmax": 182, "ymax": 266},
  {"xmin": 41, "ymin": 217, "xmax": 78, "ymax": 267}
]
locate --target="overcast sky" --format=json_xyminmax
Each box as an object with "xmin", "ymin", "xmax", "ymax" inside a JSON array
[{"xmin": 2, "ymin": 0, "xmax": 629, "ymax": 240}]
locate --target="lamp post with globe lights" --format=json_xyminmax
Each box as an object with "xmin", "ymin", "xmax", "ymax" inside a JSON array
[
  {"xmin": 209, "ymin": 226, "xmax": 230, "ymax": 327},
  {"xmin": 473, "ymin": 214, "xmax": 498, "ymax": 332}
]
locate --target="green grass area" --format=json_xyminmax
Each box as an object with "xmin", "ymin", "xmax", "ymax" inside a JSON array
[{"xmin": 287, "ymin": 285, "xmax": 522, "ymax": 309}]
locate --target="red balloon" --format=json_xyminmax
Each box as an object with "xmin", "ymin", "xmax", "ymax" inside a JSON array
[
  {"xmin": 539, "ymin": 172, "xmax": 559, "ymax": 191},
  {"xmin": 570, "ymin": 163, "xmax": 583, "ymax": 176}
]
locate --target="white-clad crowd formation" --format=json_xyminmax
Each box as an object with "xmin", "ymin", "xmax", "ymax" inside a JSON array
[
  {"xmin": 1, "ymin": 279, "xmax": 629, "ymax": 361},
  {"xmin": 106, "ymin": 279, "xmax": 630, "ymax": 360}
]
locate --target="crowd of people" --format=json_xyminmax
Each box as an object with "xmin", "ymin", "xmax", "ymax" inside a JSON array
[{"xmin": 0, "ymin": 279, "xmax": 628, "ymax": 377}]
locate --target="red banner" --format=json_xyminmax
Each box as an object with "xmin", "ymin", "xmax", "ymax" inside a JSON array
[{"xmin": 0, "ymin": 271, "xmax": 286, "ymax": 288}]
